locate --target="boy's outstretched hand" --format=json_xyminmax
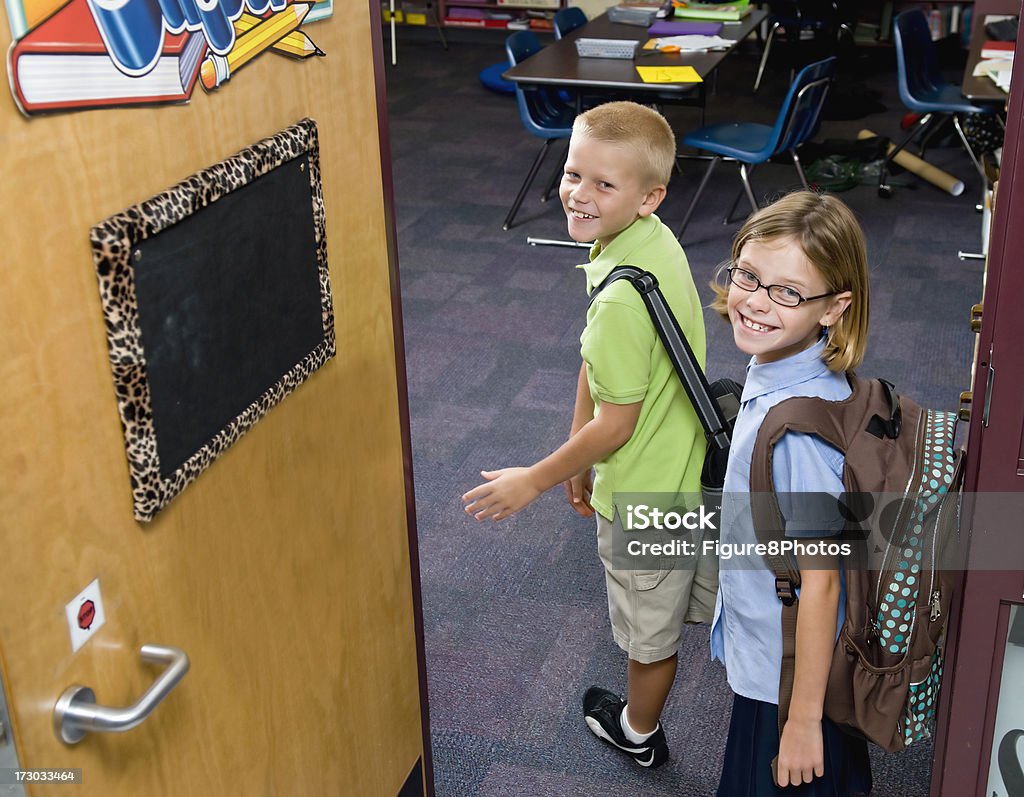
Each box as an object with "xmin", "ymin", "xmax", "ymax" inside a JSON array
[{"xmin": 462, "ymin": 468, "xmax": 541, "ymax": 521}]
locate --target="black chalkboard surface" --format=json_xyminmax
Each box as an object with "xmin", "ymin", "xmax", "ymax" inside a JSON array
[
  {"xmin": 91, "ymin": 119, "xmax": 335, "ymax": 522},
  {"xmin": 134, "ymin": 155, "xmax": 322, "ymax": 478}
]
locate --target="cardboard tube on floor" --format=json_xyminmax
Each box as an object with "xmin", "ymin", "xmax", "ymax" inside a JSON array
[{"xmin": 859, "ymin": 128, "xmax": 965, "ymax": 196}]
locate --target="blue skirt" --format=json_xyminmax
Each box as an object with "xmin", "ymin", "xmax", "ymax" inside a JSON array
[{"xmin": 717, "ymin": 694, "xmax": 873, "ymax": 797}]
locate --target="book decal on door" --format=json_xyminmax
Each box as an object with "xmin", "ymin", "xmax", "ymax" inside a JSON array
[{"xmin": 5, "ymin": 0, "xmax": 328, "ymax": 116}]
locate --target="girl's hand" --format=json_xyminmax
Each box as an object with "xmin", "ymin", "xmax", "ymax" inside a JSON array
[
  {"xmin": 563, "ymin": 469, "xmax": 594, "ymax": 517},
  {"xmin": 461, "ymin": 468, "xmax": 541, "ymax": 521},
  {"xmin": 776, "ymin": 717, "xmax": 824, "ymax": 787}
]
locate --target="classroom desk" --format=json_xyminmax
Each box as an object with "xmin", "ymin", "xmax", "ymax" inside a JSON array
[
  {"xmin": 502, "ymin": 10, "xmax": 767, "ymax": 105},
  {"xmin": 962, "ymin": 13, "xmax": 1012, "ymax": 101}
]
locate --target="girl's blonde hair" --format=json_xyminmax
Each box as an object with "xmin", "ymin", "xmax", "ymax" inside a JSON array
[{"xmin": 709, "ymin": 191, "xmax": 870, "ymax": 372}]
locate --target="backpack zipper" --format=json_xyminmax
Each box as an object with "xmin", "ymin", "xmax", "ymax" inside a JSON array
[
  {"xmin": 926, "ymin": 412, "xmax": 958, "ymax": 624},
  {"xmin": 875, "ymin": 411, "xmax": 923, "ymax": 600},
  {"xmin": 873, "ymin": 411, "xmax": 925, "ymax": 646}
]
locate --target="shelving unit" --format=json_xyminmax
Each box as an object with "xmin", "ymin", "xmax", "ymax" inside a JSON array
[
  {"xmin": 439, "ymin": 0, "xmax": 564, "ymax": 30},
  {"xmin": 381, "ymin": 0, "xmax": 446, "ymax": 29},
  {"xmin": 853, "ymin": 1, "xmax": 975, "ymax": 47},
  {"xmin": 380, "ymin": 1, "xmax": 449, "ymax": 65}
]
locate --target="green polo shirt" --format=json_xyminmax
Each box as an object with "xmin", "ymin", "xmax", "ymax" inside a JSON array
[{"xmin": 579, "ymin": 213, "xmax": 706, "ymax": 520}]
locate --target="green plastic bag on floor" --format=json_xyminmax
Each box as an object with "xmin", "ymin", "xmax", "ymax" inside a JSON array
[{"xmin": 805, "ymin": 156, "xmax": 864, "ymax": 192}]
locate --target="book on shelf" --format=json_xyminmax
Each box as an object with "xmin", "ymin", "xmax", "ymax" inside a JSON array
[
  {"xmin": 7, "ymin": 0, "xmax": 207, "ymax": 115},
  {"xmin": 924, "ymin": 7, "xmax": 965, "ymax": 41},
  {"xmin": 496, "ymin": 0, "xmax": 559, "ymax": 7},
  {"xmin": 673, "ymin": 2, "xmax": 750, "ymax": 22},
  {"xmin": 444, "ymin": 8, "xmax": 511, "ymax": 27},
  {"xmin": 444, "ymin": 17, "xmax": 511, "ymax": 27}
]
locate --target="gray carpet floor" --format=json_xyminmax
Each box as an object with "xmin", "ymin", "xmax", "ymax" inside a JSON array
[{"xmin": 385, "ymin": 29, "xmax": 985, "ymax": 797}]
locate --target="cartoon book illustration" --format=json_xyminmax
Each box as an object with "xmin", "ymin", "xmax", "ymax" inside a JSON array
[
  {"xmin": 7, "ymin": 0, "xmax": 207, "ymax": 115},
  {"xmin": 305, "ymin": 0, "xmax": 330, "ymax": 22}
]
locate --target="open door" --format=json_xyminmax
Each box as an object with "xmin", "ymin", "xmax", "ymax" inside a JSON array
[{"xmin": 0, "ymin": 1, "xmax": 430, "ymax": 794}]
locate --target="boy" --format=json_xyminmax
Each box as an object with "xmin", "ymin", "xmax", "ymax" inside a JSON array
[{"xmin": 461, "ymin": 101, "xmax": 712, "ymax": 768}]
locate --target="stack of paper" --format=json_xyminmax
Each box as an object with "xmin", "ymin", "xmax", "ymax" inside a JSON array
[
  {"xmin": 974, "ymin": 58, "xmax": 1013, "ymax": 91},
  {"xmin": 646, "ymin": 33, "xmax": 733, "ymax": 51}
]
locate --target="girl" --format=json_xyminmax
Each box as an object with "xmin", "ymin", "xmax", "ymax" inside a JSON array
[{"xmin": 709, "ymin": 191, "xmax": 872, "ymax": 796}]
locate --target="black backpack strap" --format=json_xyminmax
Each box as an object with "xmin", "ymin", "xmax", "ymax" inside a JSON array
[
  {"xmin": 998, "ymin": 729, "xmax": 1024, "ymax": 795},
  {"xmin": 865, "ymin": 378, "xmax": 902, "ymax": 439},
  {"xmin": 590, "ymin": 266, "xmax": 730, "ymax": 451}
]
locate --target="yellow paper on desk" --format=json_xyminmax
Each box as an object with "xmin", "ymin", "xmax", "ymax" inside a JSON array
[{"xmin": 635, "ymin": 65, "xmax": 702, "ymax": 83}]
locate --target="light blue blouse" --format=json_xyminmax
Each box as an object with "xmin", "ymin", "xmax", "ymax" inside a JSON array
[{"xmin": 710, "ymin": 338, "xmax": 851, "ymax": 705}]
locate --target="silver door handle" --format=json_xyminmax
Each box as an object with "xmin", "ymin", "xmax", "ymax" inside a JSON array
[{"xmin": 54, "ymin": 644, "xmax": 190, "ymax": 744}]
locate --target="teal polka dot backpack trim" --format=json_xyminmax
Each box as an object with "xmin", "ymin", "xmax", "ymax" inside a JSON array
[
  {"xmin": 875, "ymin": 408, "xmax": 957, "ymax": 748},
  {"xmin": 750, "ymin": 376, "xmax": 965, "ymax": 754}
]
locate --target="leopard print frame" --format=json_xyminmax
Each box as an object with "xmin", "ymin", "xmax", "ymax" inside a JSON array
[{"xmin": 90, "ymin": 118, "xmax": 335, "ymax": 522}]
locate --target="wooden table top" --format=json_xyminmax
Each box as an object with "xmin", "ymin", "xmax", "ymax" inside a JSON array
[
  {"xmin": 962, "ymin": 13, "xmax": 1012, "ymax": 102},
  {"xmin": 502, "ymin": 10, "xmax": 767, "ymax": 95}
]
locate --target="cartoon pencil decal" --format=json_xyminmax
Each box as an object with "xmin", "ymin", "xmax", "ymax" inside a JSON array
[
  {"xmin": 234, "ymin": 11, "xmax": 324, "ymax": 59},
  {"xmin": 201, "ymin": 1, "xmax": 311, "ymax": 90}
]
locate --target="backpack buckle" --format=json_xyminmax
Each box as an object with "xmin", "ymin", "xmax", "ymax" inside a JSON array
[
  {"xmin": 868, "ymin": 379, "xmax": 903, "ymax": 439},
  {"xmin": 775, "ymin": 577, "xmax": 798, "ymax": 606},
  {"xmin": 630, "ymin": 273, "xmax": 659, "ymax": 295}
]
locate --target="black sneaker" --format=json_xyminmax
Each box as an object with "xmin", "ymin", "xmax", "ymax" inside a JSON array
[{"xmin": 582, "ymin": 686, "xmax": 669, "ymax": 768}]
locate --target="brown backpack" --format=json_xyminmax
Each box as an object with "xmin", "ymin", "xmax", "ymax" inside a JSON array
[{"xmin": 749, "ymin": 374, "xmax": 964, "ymax": 753}]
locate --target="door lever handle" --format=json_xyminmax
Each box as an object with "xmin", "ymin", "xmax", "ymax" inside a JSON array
[{"xmin": 54, "ymin": 644, "xmax": 189, "ymax": 744}]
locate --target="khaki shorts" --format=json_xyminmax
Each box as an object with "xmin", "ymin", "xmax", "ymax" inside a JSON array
[{"xmin": 596, "ymin": 510, "xmax": 718, "ymax": 664}]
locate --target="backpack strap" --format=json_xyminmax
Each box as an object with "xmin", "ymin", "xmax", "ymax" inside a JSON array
[
  {"xmin": 998, "ymin": 729, "xmax": 1024, "ymax": 795},
  {"xmin": 748, "ymin": 373, "xmax": 868, "ymax": 580},
  {"xmin": 747, "ymin": 374, "xmax": 876, "ymax": 763},
  {"xmin": 590, "ymin": 266, "xmax": 730, "ymax": 451}
]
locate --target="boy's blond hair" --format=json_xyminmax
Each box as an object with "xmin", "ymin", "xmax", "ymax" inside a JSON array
[
  {"xmin": 572, "ymin": 101, "xmax": 676, "ymax": 188},
  {"xmin": 709, "ymin": 191, "xmax": 870, "ymax": 372}
]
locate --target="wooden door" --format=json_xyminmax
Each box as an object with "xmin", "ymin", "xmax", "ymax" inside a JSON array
[
  {"xmin": 931, "ymin": 4, "xmax": 1024, "ymax": 794},
  {"xmin": 0, "ymin": 2, "xmax": 430, "ymax": 794}
]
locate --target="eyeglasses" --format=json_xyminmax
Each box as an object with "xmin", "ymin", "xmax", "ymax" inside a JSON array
[{"xmin": 726, "ymin": 267, "xmax": 838, "ymax": 308}]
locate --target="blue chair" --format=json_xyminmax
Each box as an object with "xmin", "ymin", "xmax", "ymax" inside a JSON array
[
  {"xmin": 553, "ymin": 6, "xmax": 587, "ymax": 40},
  {"xmin": 753, "ymin": 0, "xmax": 852, "ymax": 92},
  {"xmin": 503, "ymin": 31, "xmax": 576, "ymax": 231},
  {"xmin": 479, "ymin": 62, "xmax": 515, "ymax": 94},
  {"xmin": 878, "ymin": 9, "xmax": 998, "ymax": 197},
  {"xmin": 677, "ymin": 56, "xmax": 836, "ymax": 240}
]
